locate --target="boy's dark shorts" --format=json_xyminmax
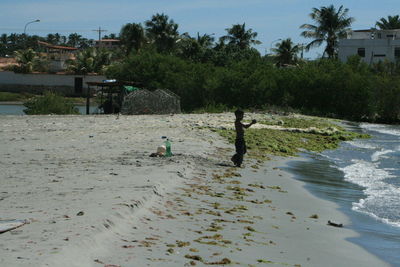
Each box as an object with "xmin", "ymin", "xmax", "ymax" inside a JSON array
[{"xmin": 235, "ymin": 138, "xmax": 247, "ymax": 155}]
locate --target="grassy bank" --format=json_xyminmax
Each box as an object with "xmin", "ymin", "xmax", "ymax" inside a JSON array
[
  {"xmin": 0, "ymin": 92, "xmax": 96, "ymax": 105},
  {"xmin": 0, "ymin": 92, "xmax": 33, "ymax": 102}
]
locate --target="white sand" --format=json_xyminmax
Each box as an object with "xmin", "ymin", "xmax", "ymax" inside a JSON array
[{"xmin": 0, "ymin": 113, "xmax": 388, "ymax": 267}]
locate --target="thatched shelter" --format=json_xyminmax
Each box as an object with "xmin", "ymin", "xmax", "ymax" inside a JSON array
[{"xmin": 121, "ymin": 89, "xmax": 181, "ymax": 115}]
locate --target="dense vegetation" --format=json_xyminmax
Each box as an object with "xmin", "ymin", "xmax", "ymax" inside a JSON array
[
  {"xmin": 107, "ymin": 52, "xmax": 400, "ymax": 123},
  {"xmin": 2, "ymin": 8, "xmax": 400, "ymax": 122}
]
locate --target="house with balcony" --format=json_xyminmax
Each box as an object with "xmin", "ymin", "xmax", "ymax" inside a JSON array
[
  {"xmin": 94, "ymin": 39, "xmax": 120, "ymax": 49},
  {"xmin": 338, "ymin": 29, "xmax": 400, "ymax": 64},
  {"xmin": 38, "ymin": 41, "xmax": 78, "ymax": 72}
]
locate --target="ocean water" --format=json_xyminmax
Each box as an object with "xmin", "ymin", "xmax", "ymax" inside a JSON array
[{"xmin": 285, "ymin": 122, "xmax": 400, "ymax": 266}]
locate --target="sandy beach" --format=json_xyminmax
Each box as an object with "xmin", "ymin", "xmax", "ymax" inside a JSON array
[{"xmin": 0, "ymin": 113, "xmax": 388, "ymax": 267}]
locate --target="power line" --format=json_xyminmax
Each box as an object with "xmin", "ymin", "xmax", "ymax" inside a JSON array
[{"xmin": 92, "ymin": 26, "xmax": 107, "ymax": 47}]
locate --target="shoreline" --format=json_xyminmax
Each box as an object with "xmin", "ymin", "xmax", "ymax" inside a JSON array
[{"xmin": 0, "ymin": 114, "xmax": 388, "ymax": 266}]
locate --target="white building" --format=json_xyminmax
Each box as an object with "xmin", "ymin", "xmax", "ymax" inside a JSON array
[{"xmin": 338, "ymin": 29, "xmax": 400, "ymax": 64}]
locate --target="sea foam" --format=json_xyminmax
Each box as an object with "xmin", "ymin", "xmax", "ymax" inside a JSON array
[
  {"xmin": 340, "ymin": 160, "xmax": 400, "ymax": 227},
  {"xmin": 360, "ymin": 123, "xmax": 400, "ymax": 137}
]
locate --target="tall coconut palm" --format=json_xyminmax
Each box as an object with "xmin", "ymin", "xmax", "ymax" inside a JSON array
[
  {"xmin": 376, "ymin": 15, "xmax": 400, "ymax": 29},
  {"xmin": 300, "ymin": 5, "xmax": 354, "ymax": 58},
  {"xmin": 119, "ymin": 23, "xmax": 145, "ymax": 55},
  {"xmin": 145, "ymin": 13, "xmax": 179, "ymax": 53},
  {"xmin": 272, "ymin": 38, "xmax": 300, "ymax": 67},
  {"xmin": 221, "ymin": 23, "xmax": 261, "ymax": 50}
]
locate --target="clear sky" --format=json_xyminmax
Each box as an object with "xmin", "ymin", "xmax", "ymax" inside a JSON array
[{"xmin": 0, "ymin": 0, "xmax": 397, "ymax": 58}]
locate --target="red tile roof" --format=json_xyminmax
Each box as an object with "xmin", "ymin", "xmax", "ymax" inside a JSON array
[{"xmin": 38, "ymin": 41, "xmax": 78, "ymax": 51}]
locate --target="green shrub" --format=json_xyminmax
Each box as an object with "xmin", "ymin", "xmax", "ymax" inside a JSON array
[
  {"xmin": 106, "ymin": 49, "xmax": 400, "ymax": 122},
  {"xmin": 23, "ymin": 92, "xmax": 79, "ymax": 115}
]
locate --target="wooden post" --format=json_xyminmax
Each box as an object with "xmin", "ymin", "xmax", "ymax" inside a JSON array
[{"xmin": 86, "ymin": 85, "xmax": 90, "ymax": 115}]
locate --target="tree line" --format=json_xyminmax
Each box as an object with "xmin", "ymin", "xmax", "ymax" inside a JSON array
[{"xmin": 2, "ymin": 6, "xmax": 400, "ymax": 122}]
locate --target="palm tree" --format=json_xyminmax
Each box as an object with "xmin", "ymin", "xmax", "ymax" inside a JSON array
[
  {"xmin": 376, "ymin": 15, "xmax": 400, "ymax": 29},
  {"xmin": 53, "ymin": 33, "xmax": 62, "ymax": 45},
  {"xmin": 14, "ymin": 48, "xmax": 37, "ymax": 73},
  {"xmin": 67, "ymin": 33, "xmax": 82, "ymax": 48},
  {"xmin": 46, "ymin": 34, "xmax": 57, "ymax": 44},
  {"xmin": 272, "ymin": 38, "xmax": 300, "ymax": 67},
  {"xmin": 67, "ymin": 48, "xmax": 112, "ymax": 74},
  {"xmin": 119, "ymin": 23, "xmax": 145, "ymax": 55},
  {"xmin": 0, "ymin": 34, "xmax": 7, "ymax": 45},
  {"xmin": 221, "ymin": 23, "xmax": 261, "ymax": 49},
  {"xmin": 300, "ymin": 5, "xmax": 354, "ymax": 58},
  {"xmin": 145, "ymin": 13, "xmax": 179, "ymax": 53},
  {"xmin": 103, "ymin": 33, "xmax": 118, "ymax": 39},
  {"xmin": 197, "ymin": 33, "xmax": 215, "ymax": 48}
]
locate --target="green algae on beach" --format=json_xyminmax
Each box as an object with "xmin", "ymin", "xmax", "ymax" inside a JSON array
[{"xmin": 216, "ymin": 116, "xmax": 369, "ymax": 158}]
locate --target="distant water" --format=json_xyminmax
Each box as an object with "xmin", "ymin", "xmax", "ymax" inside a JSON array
[
  {"xmin": 0, "ymin": 104, "xmax": 99, "ymax": 115},
  {"xmin": 285, "ymin": 122, "xmax": 400, "ymax": 266}
]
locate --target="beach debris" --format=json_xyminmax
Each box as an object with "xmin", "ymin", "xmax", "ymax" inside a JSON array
[
  {"xmin": 76, "ymin": 211, "xmax": 84, "ymax": 216},
  {"xmin": 176, "ymin": 240, "xmax": 190, "ymax": 247},
  {"xmin": 206, "ymin": 258, "xmax": 232, "ymax": 265},
  {"xmin": 184, "ymin": 255, "xmax": 203, "ymax": 262},
  {"xmin": 245, "ymin": 226, "xmax": 256, "ymax": 232},
  {"xmin": 309, "ymin": 214, "xmax": 319, "ymax": 219},
  {"xmin": 0, "ymin": 219, "xmax": 29, "ymax": 234},
  {"xmin": 327, "ymin": 220, "xmax": 343, "ymax": 228},
  {"xmin": 257, "ymin": 259, "xmax": 274, "ymax": 264}
]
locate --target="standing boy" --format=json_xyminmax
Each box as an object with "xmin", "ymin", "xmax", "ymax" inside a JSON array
[{"xmin": 231, "ymin": 109, "xmax": 256, "ymax": 167}]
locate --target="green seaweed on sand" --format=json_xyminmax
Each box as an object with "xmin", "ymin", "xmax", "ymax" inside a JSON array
[
  {"xmin": 206, "ymin": 223, "xmax": 224, "ymax": 232},
  {"xmin": 215, "ymin": 117, "xmax": 369, "ymax": 159},
  {"xmin": 260, "ymin": 116, "xmax": 337, "ymax": 129}
]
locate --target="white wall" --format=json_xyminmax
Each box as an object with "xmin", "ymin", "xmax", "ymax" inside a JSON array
[
  {"xmin": 338, "ymin": 39, "xmax": 400, "ymax": 64},
  {"xmin": 0, "ymin": 71, "xmax": 106, "ymax": 86}
]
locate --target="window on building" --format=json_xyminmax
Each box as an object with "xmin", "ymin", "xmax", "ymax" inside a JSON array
[
  {"xmin": 387, "ymin": 34, "xmax": 395, "ymax": 38},
  {"xmin": 378, "ymin": 33, "xmax": 382, "ymax": 39},
  {"xmin": 374, "ymin": 54, "xmax": 386, "ymax": 57},
  {"xmin": 395, "ymin": 47, "xmax": 400, "ymax": 58},
  {"xmin": 357, "ymin": 48, "xmax": 366, "ymax": 57}
]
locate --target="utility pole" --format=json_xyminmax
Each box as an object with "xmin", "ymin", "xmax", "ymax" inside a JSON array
[{"xmin": 92, "ymin": 27, "xmax": 107, "ymax": 48}]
